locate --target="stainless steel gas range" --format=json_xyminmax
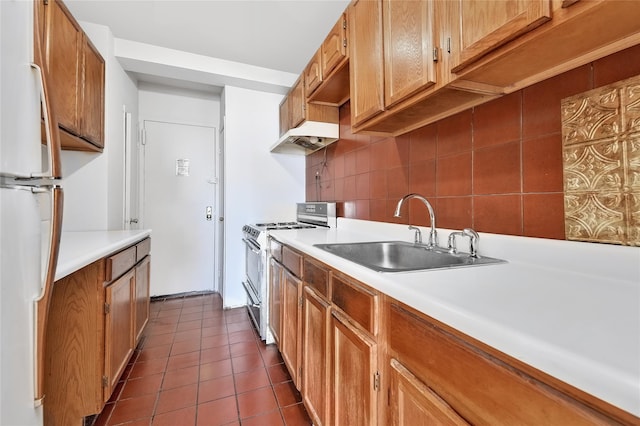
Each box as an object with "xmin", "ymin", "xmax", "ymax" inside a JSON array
[{"xmin": 241, "ymin": 202, "xmax": 336, "ymax": 343}]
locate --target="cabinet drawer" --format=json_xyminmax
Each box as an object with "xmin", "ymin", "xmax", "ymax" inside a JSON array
[
  {"xmin": 389, "ymin": 303, "xmax": 608, "ymax": 425},
  {"xmin": 331, "ymin": 272, "xmax": 377, "ymax": 335},
  {"xmin": 105, "ymin": 245, "xmax": 136, "ymax": 282},
  {"xmin": 135, "ymin": 238, "xmax": 151, "ymax": 262},
  {"xmin": 304, "ymin": 258, "xmax": 329, "ymax": 298},
  {"xmin": 282, "ymin": 245, "xmax": 303, "ymax": 279},
  {"xmin": 270, "ymin": 239, "xmax": 283, "ymax": 263}
]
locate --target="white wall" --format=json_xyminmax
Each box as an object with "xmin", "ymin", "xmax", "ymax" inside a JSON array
[
  {"xmin": 222, "ymin": 86, "xmax": 305, "ymax": 308},
  {"xmin": 59, "ymin": 22, "xmax": 139, "ymax": 231}
]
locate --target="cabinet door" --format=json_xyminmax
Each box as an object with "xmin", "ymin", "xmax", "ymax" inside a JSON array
[
  {"xmin": 134, "ymin": 256, "xmax": 150, "ymax": 345},
  {"xmin": 289, "ymin": 77, "xmax": 305, "ymax": 129},
  {"xmin": 383, "ymin": 0, "xmax": 437, "ymax": 108},
  {"xmin": 452, "ymin": 0, "xmax": 551, "ymax": 72},
  {"xmin": 305, "ymin": 49, "xmax": 323, "ymax": 98},
  {"xmin": 349, "ymin": 0, "xmax": 385, "ymax": 126},
  {"xmin": 389, "ymin": 358, "xmax": 469, "ymax": 426},
  {"xmin": 302, "ymin": 287, "xmax": 331, "ymax": 426},
  {"xmin": 46, "ymin": 0, "xmax": 81, "ymax": 134},
  {"xmin": 322, "ymin": 12, "xmax": 348, "ymax": 77},
  {"xmin": 281, "ymin": 269, "xmax": 302, "ymax": 388},
  {"xmin": 331, "ymin": 310, "xmax": 378, "ymax": 425},
  {"xmin": 104, "ymin": 269, "xmax": 135, "ymax": 402},
  {"xmin": 80, "ymin": 36, "xmax": 105, "ymax": 147},
  {"xmin": 269, "ymin": 258, "xmax": 283, "ymax": 346}
]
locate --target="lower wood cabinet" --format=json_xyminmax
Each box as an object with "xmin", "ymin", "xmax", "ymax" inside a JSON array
[
  {"xmin": 331, "ymin": 310, "xmax": 378, "ymax": 426},
  {"xmin": 280, "ymin": 268, "xmax": 302, "ymax": 388},
  {"xmin": 103, "ymin": 268, "xmax": 135, "ymax": 402},
  {"xmin": 389, "ymin": 358, "xmax": 469, "ymax": 426},
  {"xmin": 301, "ymin": 286, "xmax": 331, "ymax": 426},
  {"xmin": 44, "ymin": 237, "xmax": 151, "ymax": 426},
  {"xmin": 268, "ymin": 239, "xmax": 637, "ymax": 426}
]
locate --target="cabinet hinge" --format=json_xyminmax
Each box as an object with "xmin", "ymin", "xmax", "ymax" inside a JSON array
[
  {"xmin": 43, "ymin": 0, "xmax": 49, "ymax": 5},
  {"xmin": 374, "ymin": 371, "xmax": 380, "ymax": 391},
  {"xmin": 104, "ymin": 302, "xmax": 110, "ymax": 314},
  {"xmin": 299, "ymin": 296, "xmax": 303, "ymax": 307},
  {"xmin": 343, "ymin": 18, "xmax": 347, "ymax": 30},
  {"xmin": 433, "ymin": 47, "xmax": 439, "ymax": 62},
  {"xmin": 343, "ymin": 38, "xmax": 347, "ymax": 48},
  {"xmin": 102, "ymin": 376, "xmax": 108, "ymax": 387}
]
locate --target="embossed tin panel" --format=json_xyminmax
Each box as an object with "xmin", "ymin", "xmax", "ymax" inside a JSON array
[{"xmin": 561, "ymin": 75, "xmax": 640, "ymax": 246}]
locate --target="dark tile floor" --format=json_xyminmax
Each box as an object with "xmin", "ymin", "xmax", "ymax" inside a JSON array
[{"xmin": 93, "ymin": 293, "xmax": 312, "ymax": 426}]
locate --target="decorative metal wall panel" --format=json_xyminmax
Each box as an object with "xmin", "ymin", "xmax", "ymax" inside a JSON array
[{"xmin": 561, "ymin": 75, "xmax": 640, "ymax": 246}]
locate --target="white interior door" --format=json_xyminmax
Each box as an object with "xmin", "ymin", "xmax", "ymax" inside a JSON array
[{"xmin": 142, "ymin": 120, "xmax": 217, "ymax": 296}]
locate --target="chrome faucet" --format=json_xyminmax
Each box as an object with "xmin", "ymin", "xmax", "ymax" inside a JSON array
[
  {"xmin": 448, "ymin": 228, "xmax": 480, "ymax": 257},
  {"xmin": 394, "ymin": 194, "xmax": 437, "ymax": 248}
]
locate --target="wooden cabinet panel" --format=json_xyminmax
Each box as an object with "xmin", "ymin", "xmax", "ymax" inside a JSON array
[
  {"xmin": 331, "ymin": 272, "xmax": 378, "ymax": 335},
  {"xmin": 322, "ymin": 12, "xmax": 348, "ymax": 77},
  {"xmin": 278, "ymin": 97, "xmax": 289, "ymax": 137},
  {"xmin": 42, "ymin": 0, "xmax": 105, "ymax": 151},
  {"xmin": 388, "ymin": 303, "xmax": 610, "ymax": 425},
  {"xmin": 349, "ymin": 0, "xmax": 385, "ymax": 126},
  {"xmin": 302, "ymin": 287, "xmax": 331, "ymax": 426},
  {"xmin": 305, "ymin": 49, "xmax": 323, "ymax": 97},
  {"xmin": 134, "ymin": 256, "xmax": 150, "ymax": 344},
  {"xmin": 389, "ymin": 358, "xmax": 469, "ymax": 426},
  {"xmin": 331, "ymin": 310, "xmax": 378, "ymax": 425},
  {"xmin": 104, "ymin": 269, "xmax": 135, "ymax": 402},
  {"xmin": 281, "ymin": 269, "xmax": 302, "ymax": 388},
  {"xmin": 282, "ymin": 245, "xmax": 303, "ymax": 278},
  {"xmin": 105, "ymin": 245, "xmax": 136, "ymax": 281},
  {"xmin": 136, "ymin": 237, "xmax": 152, "ymax": 262},
  {"xmin": 289, "ymin": 77, "xmax": 305, "ymax": 129},
  {"xmin": 383, "ymin": 0, "xmax": 437, "ymax": 108},
  {"xmin": 44, "ymin": 260, "xmax": 104, "ymax": 425},
  {"xmin": 269, "ymin": 258, "xmax": 283, "ymax": 346},
  {"xmin": 46, "ymin": 0, "xmax": 81, "ymax": 134},
  {"xmin": 453, "ymin": 0, "xmax": 551, "ymax": 73},
  {"xmin": 80, "ymin": 37, "xmax": 104, "ymax": 147},
  {"xmin": 303, "ymin": 257, "xmax": 329, "ymax": 298}
]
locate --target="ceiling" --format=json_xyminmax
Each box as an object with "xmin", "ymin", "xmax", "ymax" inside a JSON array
[{"xmin": 64, "ymin": 0, "xmax": 350, "ymax": 80}]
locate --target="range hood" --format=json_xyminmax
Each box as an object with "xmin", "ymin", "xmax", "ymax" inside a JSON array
[{"xmin": 270, "ymin": 121, "xmax": 339, "ymax": 155}]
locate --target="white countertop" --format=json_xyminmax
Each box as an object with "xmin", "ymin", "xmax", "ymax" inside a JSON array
[
  {"xmin": 56, "ymin": 230, "xmax": 151, "ymax": 281},
  {"xmin": 269, "ymin": 218, "xmax": 640, "ymax": 417}
]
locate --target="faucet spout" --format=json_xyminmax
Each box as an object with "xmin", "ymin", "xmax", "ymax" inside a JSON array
[{"xmin": 394, "ymin": 193, "xmax": 437, "ymax": 248}]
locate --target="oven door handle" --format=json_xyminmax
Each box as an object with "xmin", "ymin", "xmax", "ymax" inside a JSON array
[
  {"xmin": 242, "ymin": 281, "xmax": 260, "ymax": 307},
  {"xmin": 242, "ymin": 238, "xmax": 261, "ymax": 254}
]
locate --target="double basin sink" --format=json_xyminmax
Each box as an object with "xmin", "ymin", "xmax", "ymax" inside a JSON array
[{"xmin": 314, "ymin": 240, "xmax": 505, "ymax": 273}]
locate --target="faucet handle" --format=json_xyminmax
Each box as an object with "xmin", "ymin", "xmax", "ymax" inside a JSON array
[
  {"xmin": 408, "ymin": 225, "xmax": 422, "ymax": 244},
  {"xmin": 462, "ymin": 228, "xmax": 479, "ymax": 257}
]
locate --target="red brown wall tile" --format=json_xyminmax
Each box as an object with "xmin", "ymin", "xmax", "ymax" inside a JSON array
[{"xmin": 306, "ymin": 44, "xmax": 640, "ymax": 240}]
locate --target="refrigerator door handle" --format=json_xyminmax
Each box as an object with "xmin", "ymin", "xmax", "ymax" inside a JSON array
[
  {"xmin": 30, "ymin": 62, "xmax": 62, "ymax": 180},
  {"xmin": 33, "ymin": 185, "xmax": 63, "ymax": 405}
]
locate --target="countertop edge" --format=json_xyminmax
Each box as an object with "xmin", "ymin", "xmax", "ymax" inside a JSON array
[{"xmin": 55, "ymin": 230, "xmax": 152, "ymax": 281}]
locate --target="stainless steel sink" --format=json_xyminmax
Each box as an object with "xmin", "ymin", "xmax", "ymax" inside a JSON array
[{"xmin": 313, "ymin": 241, "xmax": 505, "ymax": 272}]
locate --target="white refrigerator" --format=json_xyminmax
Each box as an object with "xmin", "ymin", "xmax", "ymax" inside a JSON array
[{"xmin": 1, "ymin": 1, "xmax": 63, "ymax": 424}]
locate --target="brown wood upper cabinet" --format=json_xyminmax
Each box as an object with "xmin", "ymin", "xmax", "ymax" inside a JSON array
[
  {"xmin": 306, "ymin": 12, "xmax": 350, "ymax": 106},
  {"xmin": 41, "ymin": 0, "xmax": 105, "ymax": 152},
  {"xmin": 451, "ymin": 0, "xmax": 551, "ymax": 73},
  {"xmin": 279, "ymin": 74, "xmax": 339, "ymax": 137}
]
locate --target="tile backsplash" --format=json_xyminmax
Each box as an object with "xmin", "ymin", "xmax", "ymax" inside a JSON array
[
  {"xmin": 306, "ymin": 44, "xmax": 640, "ymax": 241},
  {"xmin": 561, "ymin": 75, "xmax": 640, "ymax": 246}
]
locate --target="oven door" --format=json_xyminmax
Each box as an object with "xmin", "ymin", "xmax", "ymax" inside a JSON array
[
  {"xmin": 242, "ymin": 280, "xmax": 261, "ymax": 333},
  {"xmin": 243, "ymin": 237, "xmax": 262, "ymax": 297}
]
